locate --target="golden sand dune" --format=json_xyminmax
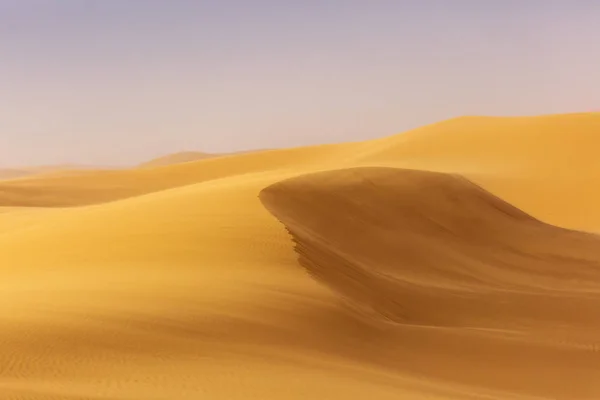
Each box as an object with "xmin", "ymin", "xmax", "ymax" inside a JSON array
[
  {"xmin": 350, "ymin": 113, "xmax": 600, "ymax": 230},
  {"xmin": 0, "ymin": 165, "xmax": 103, "ymax": 186},
  {"xmin": 259, "ymin": 167, "xmax": 600, "ymax": 398},
  {"xmin": 0, "ymin": 143, "xmax": 353, "ymax": 207},
  {"xmin": 261, "ymin": 167, "xmax": 600, "ymax": 325},
  {"xmin": 3, "ymin": 113, "xmax": 600, "ymax": 399}
]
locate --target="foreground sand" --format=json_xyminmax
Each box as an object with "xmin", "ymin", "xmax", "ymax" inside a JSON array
[{"xmin": 2, "ymin": 113, "xmax": 600, "ymax": 399}]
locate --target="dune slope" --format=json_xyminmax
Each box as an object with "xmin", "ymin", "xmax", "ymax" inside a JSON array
[
  {"xmin": 0, "ymin": 142, "xmax": 354, "ymax": 207},
  {"xmin": 260, "ymin": 167, "xmax": 600, "ymax": 398},
  {"xmin": 351, "ymin": 113, "xmax": 600, "ymax": 230}
]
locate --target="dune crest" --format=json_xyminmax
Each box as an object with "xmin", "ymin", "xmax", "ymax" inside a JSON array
[{"xmin": 259, "ymin": 167, "xmax": 600, "ymax": 325}]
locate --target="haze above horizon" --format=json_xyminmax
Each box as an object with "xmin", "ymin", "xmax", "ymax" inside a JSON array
[{"xmin": 1, "ymin": 0, "xmax": 599, "ymax": 166}]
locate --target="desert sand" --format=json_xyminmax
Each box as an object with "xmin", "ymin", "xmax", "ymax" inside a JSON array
[{"xmin": 2, "ymin": 112, "xmax": 600, "ymax": 399}]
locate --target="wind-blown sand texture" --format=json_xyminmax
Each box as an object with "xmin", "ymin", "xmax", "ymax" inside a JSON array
[{"xmin": 2, "ymin": 113, "xmax": 600, "ymax": 399}]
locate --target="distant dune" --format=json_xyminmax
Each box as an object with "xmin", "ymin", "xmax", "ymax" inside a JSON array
[
  {"xmin": 139, "ymin": 151, "xmax": 217, "ymax": 167},
  {"xmin": 0, "ymin": 164, "xmax": 103, "ymax": 181},
  {"xmin": 0, "ymin": 168, "xmax": 31, "ymax": 180},
  {"xmin": 3, "ymin": 113, "xmax": 600, "ymax": 399},
  {"xmin": 139, "ymin": 149, "xmax": 267, "ymax": 167}
]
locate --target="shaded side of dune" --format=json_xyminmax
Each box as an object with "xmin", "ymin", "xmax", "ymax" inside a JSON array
[
  {"xmin": 259, "ymin": 166, "xmax": 600, "ymax": 397},
  {"xmin": 259, "ymin": 167, "xmax": 600, "ymax": 329}
]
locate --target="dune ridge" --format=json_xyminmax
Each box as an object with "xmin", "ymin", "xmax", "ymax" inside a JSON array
[
  {"xmin": 260, "ymin": 167, "xmax": 600, "ymax": 318},
  {"xmin": 3, "ymin": 112, "xmax": 600, "ymax": 230}
]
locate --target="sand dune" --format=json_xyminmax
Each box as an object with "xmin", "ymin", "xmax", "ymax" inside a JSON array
[
  {"xmin": 261, "ymin": 167, "xmax": 600, "ymax": 325},
  {"xmin": 351, "ymin": 113, "xmax": 600, "ymax": 230},
  {"xmin": 0, "ymin": 143, "xmax": 354, "ymax": 207},
  {"xmin": 139, "ymin": 151, "xmax": 218, "ymax": 167},
  {"xmin": 0, "ymin": 164, "xmax": 103, "ymax": 183},
  {"xmin": 4, "ymin": 113, "xmax": 600, "ymax": 229},
  {"xmin": 0, "ymin": 168, "xmax": 31, "ymax": 180},
  {"xmin": 3, "ymin": 113, "xmax": 600, "ymax": 399},
  {"xmin": 260, "ymin": 167, "xmax": 600, "ymax": 398},
  {"xmin": 139, "ymin": 149, "xmax": 268, "ymax": 167}
]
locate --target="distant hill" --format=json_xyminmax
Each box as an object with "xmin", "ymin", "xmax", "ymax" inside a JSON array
[
  {"xmin": 0, "ymin": 168, "xmax": 31, "ymax": 180},
  {"xmin": 0, "ymin": 164, "xmax": 103, "ymax": 181},
  {"xmin": 139, "ymin": 151, "xmax": 217, "ymax": 167},
  {"xmin": 139, "ymin": 149, "xmax": 267, "ymax": 168}
]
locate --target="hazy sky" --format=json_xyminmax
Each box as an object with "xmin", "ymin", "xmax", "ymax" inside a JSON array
[{"xmin": 1, "ymin": 1, "xmax": 599, "ymax": 166}]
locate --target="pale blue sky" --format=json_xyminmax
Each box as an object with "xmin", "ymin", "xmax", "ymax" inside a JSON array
[{"xmin": 1, "ymin": 1, "xmax": 599, "ymax": 166}]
